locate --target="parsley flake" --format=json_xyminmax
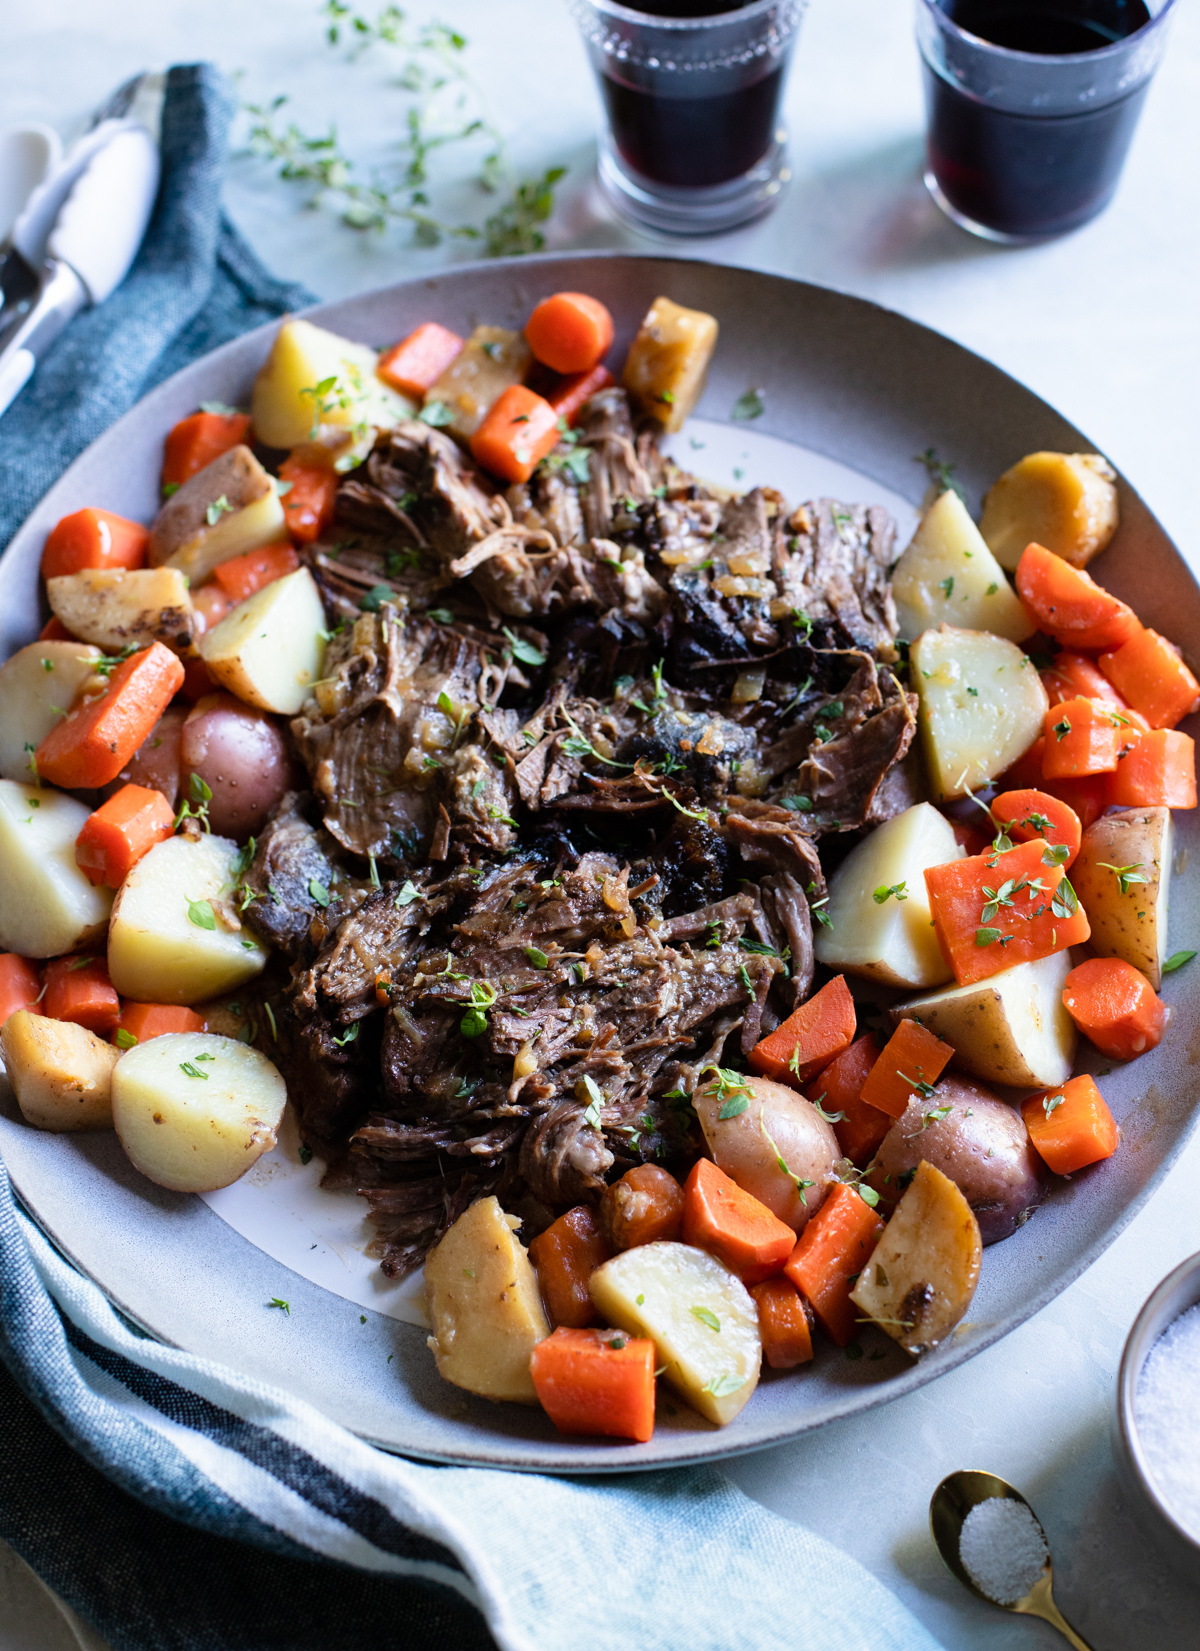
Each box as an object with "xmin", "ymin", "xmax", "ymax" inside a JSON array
[{"xmin": 690, "ymin": 1306, "xmax": 721, "ymax": 1332}]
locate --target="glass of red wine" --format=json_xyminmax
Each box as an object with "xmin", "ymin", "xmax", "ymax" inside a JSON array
[
  {"xmin": 567, "ymin": 0, "xmax": 806, "ymax": 235},
  {"xmin": 918, "ymin": 0, "xmax": 1178, "ymax": 243}
]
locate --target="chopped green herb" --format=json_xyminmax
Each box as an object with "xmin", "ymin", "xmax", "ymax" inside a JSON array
[
  {"xmin": 1163, "ymin": 950, "xmax": 1197, "ymax": 974},
  {"xmin": 308, "ymin": 878, "xmax": 331, "ymax": 908},
  {"xmin": 1042, "ymin": 843, "xmax": 1070, "ymax": 866},
  {"xmin": 690, "ymin": 1306, "xmax": 721, "ymax": 1332},
  {"xmin": 1043, "ymin": 1093, "xmax": 1065, "ymax": 1119},
  {"xmin": 502, "ymin": 627, "xmax": 546, "ymax": 667},
  {"xmin": 1053, "ymin": 716, "xmax": 1072, "ymax": 742},
  {"xmin": 114, "ymin": 1028, "xmax": 138, "ymax": 1050},
  {"xmin": 332, "ymin": 1022, "xmax": 360, "ymax": 1048},
  {"xmin": 702, "ymin": 1373, "xmax": 745, "ymax": 1398},
  {"xmin": 299, "ymin": 1145, "xmax": 313, "ymax": 1166},
  {"xmin": 873, "ymin": 881, "xmax": 908, "ymax": 905},
  {"xmin": 186, "ymin": 897, "xmax": 216, "ymax": 931},
  {"xmin": 1051, "ymin": 877, "xmax": 1078, "ymax": 919},
  {"xmin": 180, "ymin": 1060, "xmax": 209, "ymax": 1080},
  {"xmin": 986, "ymin": 581, "xmax": 999, "ymax": 595},
  {"xmin": 205, "ymin": 495, "xmax": 234, "ymax": 526},
  {"xmin": 939, "ymin": 576, "xmax": 954, "ymax": 599},
  {"xmin": 525, "ymin": 946, "xmax": 549, "ymax": 969},
  {"xmin": 857, "ymin": 1184, "xmax": 880, "ymax": 1208},
  {"xmin": 268, "ymin": 1298, "xmax": 290, "ymax": 1315},
  {"xmin": 731, "ymin": 388, "xmax": 765, "ymax": 422},
  {"xmin": 1097, "ymin": 861, "xmax": 1148, "ymax": 897},
  {"xmin": 359, "ymin": 584, "xmax": 394, "ymax": 612},
  {"xmin": 427, "ymin": 607, "xmax": 454, "ymax": 624},
  {"xmin": 418, "ymin": 400, "xmax": 455, "ymax": 427},
  {"xmin": 844, "ymin": 1341, "xmax": 863, "ymax": 1361}
]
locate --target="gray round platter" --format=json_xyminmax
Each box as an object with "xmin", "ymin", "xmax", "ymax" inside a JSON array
[{"xmin": 1, "ymin": 253, "xmax": 1197, "ymax": 1472}]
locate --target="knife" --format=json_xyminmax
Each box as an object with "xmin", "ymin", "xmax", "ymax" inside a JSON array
[{"xmin": 0, "ymin": 117, "xmax": 160, "ymax": 418}]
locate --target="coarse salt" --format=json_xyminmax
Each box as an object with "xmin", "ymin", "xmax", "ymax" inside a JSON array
[
  {"xmin": 958, "ymin": 1496, "xmax": 1048, "ymax": 1604},
  {"xmin": 1135, "ymin": 1301, "xmax": 1200, "ymax": 1542}
]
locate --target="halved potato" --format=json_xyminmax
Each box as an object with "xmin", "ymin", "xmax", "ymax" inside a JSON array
[
  {"xmin": 252, "ymin": 318, "xmax": 415, "ymax": 449},
  {"xmin": 891, "ymin": 490, "xmax": 1034, "ymax": 644},
  {"xmin": 198, "ymin": 568, "xmax": 326, "ymax": 715},
  {"xmin": 589, "ymin": 1241, "xmax": 760, "ymax": 1425},
  {"xmin": 423, "ymin": 1195, "xmax": 550, "ymax": 1404},
  {"xmin": 693, "ymin": 1071, "xmax": 839, "ymax": 1234},
  {"xmin": 980, "ymin": 451, "xmax": 1119, "ymax": 571},
  {"xmin": 425, "ymin": 325, "xmax": 532, "ymax": 439},
  {"xmin": 850, "ymin": 1160, "xmax": 982, "ymax": 1356},
  {"xmin": 47, "ymin": 567, "xmax": 194, "ymax": 653},
  {"xmin": 111, "ymin": 1032, "xmax": 286, "ymax": 1192},
  {"xmin": 889, "ymin": 950, "xmax": 1076, "ymax": 1090},
  {"xmin": 0, "ymin": 641, "xmax": 103, "ymax": 782},
  {"xmin": 912, "ymin": 626, "xmax": 1048, "ymax": 800},
  {"xmin": 0, "ymin": 780, "xmax": 113, "ymax": 956},
  {"xmin": 149, "ymin": 446, "xmax": 287, "ymax": 584},
  {"xmin": 107, "ymin": 832, "xmax": 268, "ymax": 1004},
  {"xmin": 622, "ymin": 297, "xmax": 719, "ymax": 433},
  {"xmin": 814, "ymin": 802, "xmax": 961, "ymax": 989},
  {"xmin": 1, "ymin": 1010, "xmax": 118, "ymax": 1131},
  {"xmin": 1072, "ymin": 807, "xmax": 1172, "ymax": 987}
]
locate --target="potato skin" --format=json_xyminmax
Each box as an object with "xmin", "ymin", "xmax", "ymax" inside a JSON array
[
  {"xmin": 181, "ymin": 694, "xmax": 294, "ymax": 839},
  {"xmin": 1, "ymin": 1010, "xmax": 118, "ymax": 1131},
  {"xmin": 869, "ymin": 1077, "xmax": 1046, "ymax": 1245},
  {"xmin": 694, "ymin": 1071, "xmax": 839, "ymax": 1234},
  {"xmin": 1072, "ymin": 808, "xmax": 1171, "ymax": 988}
]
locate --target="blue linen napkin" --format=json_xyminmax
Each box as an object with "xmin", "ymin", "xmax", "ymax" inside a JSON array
[{"xmin": 0, "ymin": 63, "xmax": 947, "ymax": 1651}]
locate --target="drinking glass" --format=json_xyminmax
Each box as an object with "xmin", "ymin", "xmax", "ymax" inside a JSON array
[
  {"xmin": 917, "ymin": 0, "xmax": 1178, "ymax": 243},
  {"xmin": 567, "ymin": 0, "xmax": 806, "ymax": 236}
]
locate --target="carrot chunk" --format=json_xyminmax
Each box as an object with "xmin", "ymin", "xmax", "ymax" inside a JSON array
[
  {"xmin": 1022, "ymin": 1074, "xmax": 1118, "ymax": 1175},
  {"xmin": 39, "ymin": 617, "xmax": 77, "ymax": 642},
  {"xmin": 162, "ymin": 411, "xmax": 252, "ymax": 491},
  {"xmin": 377, "ymin": 322, "xmax": 465, "ymax": 398},
  {"xmin": 525, "ymin": 292, "xmax": 614, "ymax": 375},
  {"xmin": 1107, "ymin": 727, "xmax": 1197, "ymax": 808},
  {"xmin": 749, "ymin": 1277, "xmax": 814, "ymax": 1369},
  {"xmin": 469, "ymin": 385, "xmax": 560, "ymax": 485},
  {"xmin": 528, "ymin": 1206, "xmax": 612, "ymax": 1328},
  {"xmin": 1016, "ymin": 542, "xmax": 1141, "ymax": 652},
  {"xmin": 42, "ymin": 956, "xmax": 120, "ymax": 1035},
  {"xmin": 1041, "ymin": 651, "xmax": 1127, "ymax": 708},
  {"xmin": 682, "ymin": 1158, "xmax": 797, "ymax": 1283},
  {"xmin": 113, "ymin": 1002, "xmax": 205, "ymax": 1047},
  {"xmin": 990, "ymin": 788, "xmax": 1082, "ymax": 868},
  {"xmin": 1038, "ymin": 769, "xmax": 1108, "ymax": 831},
  {"xmin": 1099, "ymin": 628, "xmax": 1200, "ymax": 731},
  {"xmin": 213, "ymin": 542, "xmax": 301, "ymax": 604},
  {"xmin": 530, "ymin": 1326, "xmax": 656, "ymax": 1443},
  {"xmin": 278, "ymin": 448, "xmax": 339, "ymax": 546},
  {"xmin": 0, "ymin": 954, "xmax": 42, "ymax": 1026},
  {"xmin": 859, "ymin": 1018, "xmax": 955, "ymax": 1120},
  {"xmin": 41, "ymin": 509, "xmax": 149, "ymax": 581},
  {"xmin": 1062, "ymin": 957, "xmax": 1166, "ymax": 1061},
  {"xmin": 806, "ymin": 1034, "xmax": 887, "ymax": 1167},
  {"xmin": 74, "ymin": 783, "xmax": 175, "ymax": 889},
  {"xmin": 599, "ymin": 1164, "xmax": 684, "ymax": 1251},
  {"xmin": 925, "ymin": 836, "xmax": 1091, "ymax": 987},
  {"xmin": 36, "ymin": 642, "xmax": 186, "ymax": 790},
  {"xmin": 749, "ymin": 975, "xmax": 857, "ymax": 1086},
  {"xmin": 544, "ymin": 363, "xmax": 615, "ymax": 427},
  {"xmin": 1041, "ymin": 696, "xmax": 1122, "ymax": 778},
  {"xmin": 783, "ymin": 1182, "xmax": 884, "ymax": 1346}
]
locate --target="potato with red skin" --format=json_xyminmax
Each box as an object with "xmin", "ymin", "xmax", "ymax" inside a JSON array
[
  {"xmin": 693, "ymin": 1070, "xmax": 839, "ymax": 1235},
  {"xmin": 867, "ymin": 1076, "xmax": 1046, "ymax": 1245},
  {"xmin": 180, "ymin": 694, "xmax": 294, "ymax": 839},
  {"xmin": 102, "ymin": 705, "xmax": 186, "ymax": 810}
]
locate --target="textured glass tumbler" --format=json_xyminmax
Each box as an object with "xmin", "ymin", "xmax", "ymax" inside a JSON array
[
  {"xmin": 567, "ymin": 0, "xmax": 806, "ymax": 236},
  {"xmin": 917, "ymin": 0, "xmax": 1177, "ymax": 243}
]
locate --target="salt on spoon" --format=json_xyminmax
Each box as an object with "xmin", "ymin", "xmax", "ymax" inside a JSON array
[{"xmin": 929, "ymin": 1470, "xmax": 1095, "ymax": 1648}]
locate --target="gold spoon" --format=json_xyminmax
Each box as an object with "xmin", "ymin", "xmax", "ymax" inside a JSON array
[{"xmin": 929, "ymin": 1470, "xmax": 1094, "ymax": 1649}]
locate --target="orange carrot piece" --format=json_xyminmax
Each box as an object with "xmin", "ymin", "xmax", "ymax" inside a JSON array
[
  {"xmin": 599, "ymin": 1163, "xmax": 684, "ymax": 1251},
  {"xmin": 1022, "ymin": 1074, "xmax": 1118, "ymax": 1175},
  {"xmin": 528, "ymin": 1206, "xmax": 613, "ymax": 1328},
  {"xmin": 1041, "ymin": 696, "xmax": 1122, "ymax": 778},
  {"xmin": 749, "ymin": 975, "xmax": 857, "ymax": 1086},
  {"xmin": 991, "ymin": 788, "xmax": 1082, "ymax": 867},
  {"xmin": 39, "ymin": 616, "xmax": 77, "ymax": 642},
  {"xmin": 525, "ymin": 292, "xmax": 614, "ymax": 375},
  {"xmin": 996, "ymin": 735, "xmax": 1047, "ymax": 792},
  {"xmin": 1041, "ymin": 651, "xmax": 1126, "ymax": 708},
  {"xmin": 859, "ymin": 1018, "xmax": 955, "ymax": 1120},
  {"xmin": 377, "ymin": 322, "xmax": 465, "ymax": 398},
  {"xmin": 41, "ymin": 509, "xmax": 149, "ymax": 581},
  {"xmin": 213, "ymin": 542, "xmax": 301, "ymax": 604},
  {"xmin": 113, "ymin": 1001, "xmax": 205, "ymax": 1047},
  {"xmin": 783, "ymin": 1182, "xmax": 884, "ymax": 1346},
  {"xmin": 749, "ymin": 1277, "xmax": 815, "ymax": 1369},
  {"xmin": 544, "ymin": 363, "xmax": 615, "ymax": 427},
  {"xmin": 1062, "ymin": 957, "xmax": 1166, "ymax": 1061},
  {"xmin": 1039, "ymin": 769, "xmax": 1108, "ymax": 831},
  {"xmin": 950, "ymin": 818, "xmax": 992, "ymax": 857},
  {"xmin": 925, "ymin": 837, "xmax": 1091, "ymax": 987},
  {"xmin": 162, "ymin": 411, "xmax": 252, "ymax": 491},
  {"xmin": 1099, "ymin": 628, "xmax": 1200, "ymax": 731},
  {"xmin": 35, "ymin": 642, "xmax": 185, "ymax": 790},
  {"xmin": 682, "ymin": 1158, "xmax": 797, "ymax": 1284},
  {"xmin": 42, "ymin": 956, "xmax": 120, "ymax": 1035},
  {"xmin": 74, "ymin": 783, "xmax": 175, "ymax": 889},
  {"xmin": 0, "ymin": 954, "xmax": 42, "ymax": 1026},
  {"xmin": 278, "ymin": 448, "xmax": 339, "ymax": 546},
  {"xmin": 469, "ymin": 385, "xmax": 560, "ymax": 485},
  {"xmin": 1016, "ymin": 542, "xmax": 1141, "ymax": 652},
  {"xmin": 806, "ymin": 1034, "xmax": 887, "ymax": 1167},
  {"xmin": 1107, "ymin": 727, "xmax": 1197, "ymax": 808},
  {"xmin": 530, "ymin": 1326, "xmax": 656, "ymax": 1442}
]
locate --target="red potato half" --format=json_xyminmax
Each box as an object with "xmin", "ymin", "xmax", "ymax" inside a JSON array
[
  {"xmin": 181, "ymin": 694, "xmax": 295, "ymax": 839},
  {"xmin": 693, "ymin": 1070, "xmax": 840, "ymax": 1235}
]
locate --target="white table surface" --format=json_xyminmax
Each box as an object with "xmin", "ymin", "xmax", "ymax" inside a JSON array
[{"xmin": 3, "ymin": 2, "xmax": 1200, "ymax": 1647}]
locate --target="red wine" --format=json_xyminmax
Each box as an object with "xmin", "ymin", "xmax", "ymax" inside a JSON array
[
  {"xmin": 925, "ymin": 0, "xmax": 1154, "ymax": 238},
  {"xmin": 599, "ymin": 62, "xmax": 784, "ymax": 188}
]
